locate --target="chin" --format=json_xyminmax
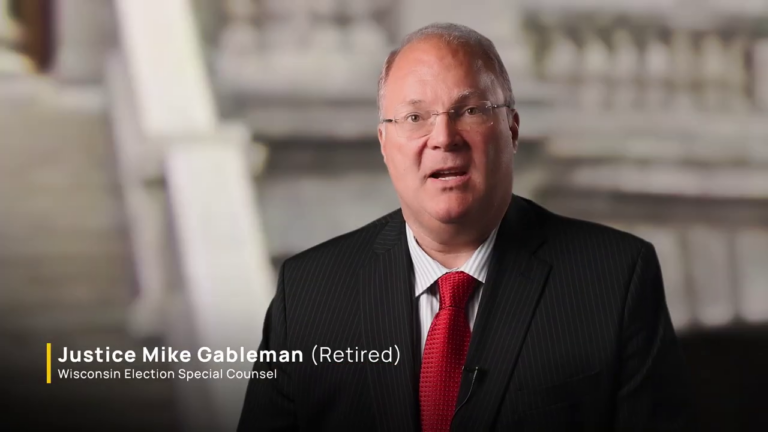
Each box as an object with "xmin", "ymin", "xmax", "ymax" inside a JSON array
[{"xmin": 426, "ymin": 194, "xmax": 475, "ymax": 224}]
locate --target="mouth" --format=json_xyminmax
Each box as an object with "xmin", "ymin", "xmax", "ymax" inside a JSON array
[{"xmin": 428, "ymin": 167, "xmax": 470, "ymax": 182}]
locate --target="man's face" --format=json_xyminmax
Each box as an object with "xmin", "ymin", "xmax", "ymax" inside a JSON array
[{"xmin": 378, "ymin": 38, "xmax": 520, "ymax": 227}]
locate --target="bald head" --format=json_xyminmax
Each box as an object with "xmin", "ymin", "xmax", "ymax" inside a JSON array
[{"xmin": 377, "ymin": 23, "xmax": 515, "ymax": 117}]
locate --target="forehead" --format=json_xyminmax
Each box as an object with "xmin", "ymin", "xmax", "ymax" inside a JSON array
[{"xmin": 384, "ymin": 38, "xmax": 498, "ymax": 109}]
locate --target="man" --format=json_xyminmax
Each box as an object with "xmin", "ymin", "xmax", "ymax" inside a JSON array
[{"xmin": 238, "ymin": 23, "xmax": 689, "ymax": 431}]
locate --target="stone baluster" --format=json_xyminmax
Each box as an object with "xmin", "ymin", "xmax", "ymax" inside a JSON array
[
  {"xmin": 216, "ymin": 0, "xmax": 261, "ymax": 88},
  {"xmin": 723, "ymin": 35, "xmax": 749, "ymax": 111},
  {"xmin": 545, "ymin": 26, "xmax": 580, "ymax": 106},
  {"xmin": 687, "ymin": 226, "xmax": 737, "ymax": 327},
  {"xmin": 641, "ymin": 29, "xmax": 671, "ymax": 109},
  {"xmin": 611, "ymin": 28, "xmax": 641, "ymax": 110},
  {"xmin": 339, "ymin": 0, "xmax": 390, "ymax": 94},
  {"xmin": 308, "ymin": 0, "xmax": 343, "ymax": 51},
  {"xmin": 300, "ymin": 0, "xmax": 352, "ymax": 94},
  {"xmin": 751, "ymin": 38, "xmax": 768, "ymax": 111},
  {"xmin": 262, "ymin": 0, "xmax": 311, "ymax": 50},
  {"xmin": 699, "ymin": 32, "xmax": 727, "ymax": 111},
  {"xmin": 669, "ymin": 29, "xmax": 696, "ymax": 111},
  {"xmin": 218, "ymin": 0, "xmax": 260, "ymax": 56},
  {"xmin": 344, "ymin": 0, "xmax": 389, "ymax": 54},
  {"xmin": 580, "ymin": 29, "xmax": 610, "ymax": 111}
]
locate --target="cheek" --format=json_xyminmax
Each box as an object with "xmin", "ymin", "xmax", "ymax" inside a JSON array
[
  {"xmin": 385, "ymin": 142, "xmax": 422, "ymax": 181},
  {"xmin": 475, "ymin": 133, "xmax": 511, "ymax": 177},
  {"xmin": 470, "ymin": 135, "xmax": 496, "ymax": 170}
]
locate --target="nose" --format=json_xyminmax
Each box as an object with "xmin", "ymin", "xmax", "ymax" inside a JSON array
[{"xmin": 427, "ymin": 113, "xmax": 461, "ymax": 150}]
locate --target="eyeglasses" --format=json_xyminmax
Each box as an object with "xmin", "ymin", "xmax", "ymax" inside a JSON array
[{"xmin": 380, "ymin": 101, "xmax": 512, "ymax": 140}]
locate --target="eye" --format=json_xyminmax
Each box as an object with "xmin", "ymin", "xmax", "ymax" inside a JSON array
[
  {"xmin": 463, "ymin": 106, "xmax": 481, "ymax": 116},
  {"xmin": 403, "ymin": 113, "xmax": 424, "ymax": 123}
]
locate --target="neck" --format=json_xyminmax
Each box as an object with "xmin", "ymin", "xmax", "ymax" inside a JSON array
[{"xmin": 406, "ymin": 195, "xmax": 510, "ymax": 269}]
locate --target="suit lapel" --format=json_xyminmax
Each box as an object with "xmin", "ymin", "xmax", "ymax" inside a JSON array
[
  {"xmin": 454, "ymin": 197, "xmax": 552, "ymax": 429},
  {"xmin": 359, "ymin": 213, "xmax": 419, "ymax": 432}
]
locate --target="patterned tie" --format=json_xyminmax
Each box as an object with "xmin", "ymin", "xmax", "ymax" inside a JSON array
[{"xmin": 420, "ymin": 271, "xmax": 478, "ymax": 432}]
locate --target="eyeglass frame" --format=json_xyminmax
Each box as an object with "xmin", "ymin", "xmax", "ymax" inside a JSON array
[{"xmin": 379, "ymin": 101, "xmax": 515, "ymax": 138}]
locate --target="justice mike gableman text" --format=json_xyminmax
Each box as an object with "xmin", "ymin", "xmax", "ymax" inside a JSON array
[{"xmin": 55, "ymin": 346, "xmax": 304, "ymax": 363}]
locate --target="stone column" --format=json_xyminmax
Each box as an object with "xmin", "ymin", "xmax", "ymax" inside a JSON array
[
  {"xmin": 51, "ymin": 0, "xmax": 117, "ymax": 83},
  {"xmin": 115, "ymin": 2, "xmax": 274, "ymax": 430}
]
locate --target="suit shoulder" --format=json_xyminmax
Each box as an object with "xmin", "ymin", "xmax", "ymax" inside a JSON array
[
  {"xmin": 281, "ymin": 209, "xmax": 401, "ymax": 272},
  {"xmin": 528, "ymin": 200, "xmax": 651, "ymax": 257}
]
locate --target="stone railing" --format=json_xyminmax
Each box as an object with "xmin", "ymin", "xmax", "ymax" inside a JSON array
[
  {"xmin": 212, "ymin": 0, "xmax": 768, "ymax": 109},
  {"xmin": 214, "ymin": 0, "xmax": 395, "ymax": 99},
  {"xmin": 210, "ymin": 0, "xmax": 768, "ymax": 139},
  {"xmin": 521, "ymin": 5, "xmax": 768, "ymax": 112}
]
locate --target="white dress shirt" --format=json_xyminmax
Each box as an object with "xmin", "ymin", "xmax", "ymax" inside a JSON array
[{"xmin": 405, "ymin": 224, "xmax": 499, "ymax": 354}]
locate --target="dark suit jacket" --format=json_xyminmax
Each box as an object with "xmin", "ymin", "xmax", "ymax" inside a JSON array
[{"xmin": 238, "ymin": 196, "xmax": 689, "ymax": 431}]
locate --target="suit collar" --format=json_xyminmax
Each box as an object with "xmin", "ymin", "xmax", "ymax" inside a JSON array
[{"xmin": 371, "ymin": 210, "xmax": 405, "ymax": 253}]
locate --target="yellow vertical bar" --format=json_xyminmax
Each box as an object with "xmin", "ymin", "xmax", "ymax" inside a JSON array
[{"xmin": 46, "ymin": 343, "xmax": 51, "ymax": 384}]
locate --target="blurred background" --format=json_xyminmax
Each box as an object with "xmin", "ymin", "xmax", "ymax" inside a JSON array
[{"xmin": 0, "ymin": 0, "xmax": 766, "ymax": 431}]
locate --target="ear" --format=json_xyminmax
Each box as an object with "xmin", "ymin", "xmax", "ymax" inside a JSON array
[
  {"xmin": 508, "ymin": 109, "xmax": 520, "ymax": 152},
  {"xmin": 378, "ymin": 123, "xmax": 387, "ymax": 163}
]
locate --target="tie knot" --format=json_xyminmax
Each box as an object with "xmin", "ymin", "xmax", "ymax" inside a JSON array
[{"xmin": 437, "ymin": 271, "xmax": 478, "ymax": 310}]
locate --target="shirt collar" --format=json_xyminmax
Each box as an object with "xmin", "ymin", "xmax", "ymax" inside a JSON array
[{"xmin": 406, "ymin": 223, "xmax": 499, "ymax": 297}]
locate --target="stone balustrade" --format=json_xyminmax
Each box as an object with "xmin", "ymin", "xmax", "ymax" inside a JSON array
[
  {"xmin": 521, "ymin": 7, "xmax": 768, "ymax": 112},
  {"xmin": 215, "ymin": 0, "xmax": 394, "ymax": 99},
  {"xmin": 210, "ymin": 0, "xmax": 768, "ymax": 141}
]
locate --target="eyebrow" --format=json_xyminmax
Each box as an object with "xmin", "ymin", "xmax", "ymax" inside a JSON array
[
  {"xmin": 453, "ymin": 90, "xmax": 485, "ymax": 104},
  {"xmin": 394, "ymin": 90, "xmax": 487, "ymax": 111}
]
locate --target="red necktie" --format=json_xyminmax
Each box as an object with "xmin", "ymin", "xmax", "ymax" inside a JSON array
[{"xmin": 420, "ymin": 271, "xmax": 478, "ymax": 432}]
